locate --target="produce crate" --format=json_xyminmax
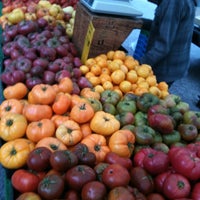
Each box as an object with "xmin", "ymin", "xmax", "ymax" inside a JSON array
[{"xmin": 72, "ymin": 2, "xmax": 143, "ymax": 62}]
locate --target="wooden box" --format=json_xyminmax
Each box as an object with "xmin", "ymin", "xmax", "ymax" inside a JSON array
[{"xmin": 72, "ymin": 2, "xmax": 143, "ymax": 62}]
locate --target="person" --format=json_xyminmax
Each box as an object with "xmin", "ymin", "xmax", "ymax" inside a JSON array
[{"xmin": 139, "ymin": 0, "xmax": 197, "ymax": 86}]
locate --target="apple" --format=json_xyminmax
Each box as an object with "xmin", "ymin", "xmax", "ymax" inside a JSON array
[{"xmin": 102, "ymin": 164, "xmax": 131, "ymax": 189}]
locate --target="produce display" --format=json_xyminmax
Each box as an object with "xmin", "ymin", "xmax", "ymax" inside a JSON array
[{"xmin": 0, "ymin": 0, "xmax": 200, "ymax": 200}]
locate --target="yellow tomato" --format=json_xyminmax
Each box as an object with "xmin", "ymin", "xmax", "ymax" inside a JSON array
[
  {"xmin": 111, "ymin": 69, "xmax": 125, "ymax": 85},
  {"xmin": 119, "ymin": 80, "xmax": 132, "ymax": 93}
]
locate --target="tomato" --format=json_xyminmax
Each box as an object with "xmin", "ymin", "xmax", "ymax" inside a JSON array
[
  {"xmin": 142, "ymin": 149, "xmax": 169, "ymax": 175},
  {"xmin": 0, "ymin": 138, "xmax": 35, "ymax": 169},
  {"xmin": 146, "ymin": 193, "xmax": 165, "ymax": 200},
  {"xmin": 37, "ymin": 174, "xmax": 65, "ymax": 200},
  {"xmin": 162, "ymin": 173, "xmax": 191, "ymax": 199},
  {"xmin": 154, "ymin": 170, "xmax": 172, "ymax": 193},
  {"xmin": 133, "ymin": 147, "xmax": 169, "ymax": 175},
  {"xmin": 108, "ymin": 186, "xmax": 135, "ymax": 200},
  {"xmin": 191, "ymin": 182, "xmax": 200, "ymax": 200},
  {"xmin": 27, "ymin": 147, "xmax": 52, "ymax": 172},
  {"xmin": 104, "ymin": 151, "xmax": 132, "ymax": 170},
  {"xmin": 102, "ymin": 164, "xmax": 130, "ymax": 189},
  {"xmin": 11, "ymin": 169, "xmax": 40, "ymax": 193},
  {"xmin": 169, "ymin": 146, "xmax": 200, "ymax": 180},
  {"xmin": 130, "ymin": 166, "xmax": 154, "ymax": 195},
  {"xmin": 50, "ymin": 150, "xmax": 78, "ymax": 172},
  {"xmin": 16, "ymin": 192, "xmax": 41, "ymax": 200},
  {"xmin": 65, "ymin": 165, "xmax": 96, "ymax": 191},
  {"xmin": 81, "ymin": 181, "xmax": 107, "ymax": 200}
]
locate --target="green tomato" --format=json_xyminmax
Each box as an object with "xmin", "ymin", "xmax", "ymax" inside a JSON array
[
  {"xmin": 116, "ymin": 100, "xmax": 137, "ymax": 114},
  {"xmin": 134, "ymin": 111, "xmax": 148, "ymax": 126},
  {"xmin": 136, "ymin": 93, "xmax": 160, "ymax": 113},
  {"xmin": 100, "ymin": 90, "xmax": 121, "ymax": 105},
  {"xmin": 134, "ymin": 125, "xmax": 156, "ymax": 145},
  {"xmin": 162, "ymin": 130, "xmax": 181, "ymax": 146}
]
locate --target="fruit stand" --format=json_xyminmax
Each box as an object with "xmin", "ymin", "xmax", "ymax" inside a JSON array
[{"xmin": 1, "ymin": 0, "xmax": 200, "ymax": 199}]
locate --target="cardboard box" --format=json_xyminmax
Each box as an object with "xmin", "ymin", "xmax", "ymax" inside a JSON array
[{"xmin": 72, "ymin": 2, "xmax": 143, "ymax": 62}]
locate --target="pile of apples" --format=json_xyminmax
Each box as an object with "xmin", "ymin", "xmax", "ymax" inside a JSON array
[{"xmin": 1, "ymin": 18, "xmax": 92, "ymax": 92}]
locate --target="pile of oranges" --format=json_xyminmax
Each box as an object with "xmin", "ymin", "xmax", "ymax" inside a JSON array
[{"xmin": 80, "ymin": 50, "xmax": 169, "ymax": 99}]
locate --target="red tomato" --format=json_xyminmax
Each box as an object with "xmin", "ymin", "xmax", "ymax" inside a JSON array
[
  {"xmin": 191, "ymin": 182, "xmax": 200, "ymax": 200},
  {"xmin": 162, "ymin": 173, "xmax": 191, "ymax": 199},
  {"xmin": 37, "ymin": 174, "xmax": 65, "ymax": 200},
  {"xmin": 11, "ymin": 169, "xmax": 40, "ymax": 193},
  {"xmin": 169, "ymin": 146, "xmax": 200, "ymax": 181}
]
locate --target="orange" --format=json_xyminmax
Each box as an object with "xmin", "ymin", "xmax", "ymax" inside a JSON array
[
  {"xmin": 99, "ymin": 73, "xmax": 112, "ymax": 84},
  {"xmin": 136, "ymin": 64, "xmax": 152, "ymax": 78},
  {"xmin": 107, "ymin": 50, "xmax": 115, "ymax": 60},
  {"xmin": 88, "ymin": 76, "xmax": 101, "ymax": 86},
  {"xmin": 149, "ymin": 86, "xmax": 162, "ymax": 98},
  {"xmin": 90, "ymin": 64, "xmax": 102, "ymax": 76},
  {"xmin": 119, "ymin": 80, "xmax": 132, "ymax": 93},
  {"xmin": 113, "ymin": 50, "xmax": 126, "ymax": 61},
  {"xmin": 94, "ymin": 85, "xmax": 104, "ymax": 93},
  {"xmin": 79, "ymin": 65, "xmax": 89, "ymax": 75},
  {"xmin": 146, "ymin": 75, "xmax": 157, "ymax": 86},
  {"xmin": 157, "ymin": 81, "xmax": 169, "ymax": 91},
  {"xmin": 126, "ymin": 70, "xmax": 138, "ymax": 83},
  {"xmin": 102, "ymin": 81, "xmax": 114, "ymax": 90},
  {"xmin": 85, "ymin": 58, "xmax": 96, "ymax": 68},
  {"xmin": 111, "ymin": 69, "xmax": 125, "ymax": 85}
]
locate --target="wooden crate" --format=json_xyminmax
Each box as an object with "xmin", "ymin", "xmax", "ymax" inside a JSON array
[{"xmin": 72, "ymin": 2, "xmax": 143, "ymax": 62}]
